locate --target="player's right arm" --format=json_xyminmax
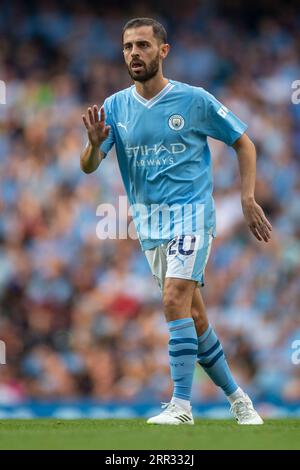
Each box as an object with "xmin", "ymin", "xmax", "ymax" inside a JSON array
[{"xmin": 80, "ymin": 105, "xmax": 111, "ymax": 173}]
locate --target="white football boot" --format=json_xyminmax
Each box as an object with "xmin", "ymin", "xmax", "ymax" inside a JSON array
[
  {"xmin": 147, "ymin": 402, "xmax": 194, "ymax": 425},
  {"xmin": 230, "ymin": 394, "xmax": 264, "ymax": 425}
]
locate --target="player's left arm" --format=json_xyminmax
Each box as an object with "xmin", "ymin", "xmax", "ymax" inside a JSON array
[{"xmin": 232, "ymin": 133, "xmax": 272, "ymax": 242}]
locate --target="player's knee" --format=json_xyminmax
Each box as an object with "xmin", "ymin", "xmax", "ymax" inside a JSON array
[
  {"xmin": 163, "ymin": 293, "xmax": 180, "ymax": 314},
  {"xmin": 163, "ymin": 283, "xmax": 186, "ymax": 316},
  {"xmin": 191, "ymin": 299, "xmax": 208, "ymax": 335},
  {"xmin": 192, "ymin": 310, "xmax": 208, "ymax": 335},
  {"xmin": 191, "ymin": 305, "xmax": 199, "ymax": 322}
]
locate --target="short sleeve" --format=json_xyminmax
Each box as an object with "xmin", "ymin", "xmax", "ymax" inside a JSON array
[
  {"xmin": 99, "ymin": 99, "xmax": 115, "ymax": 156},
  {"xmin": 196, "ymin": 89, "xmax": 248, "ymax": 145}
]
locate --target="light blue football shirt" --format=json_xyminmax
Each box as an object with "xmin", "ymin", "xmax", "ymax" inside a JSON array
[{"xmin": 100, "ymin": 80, "xmax": 247, "ymax": 251}]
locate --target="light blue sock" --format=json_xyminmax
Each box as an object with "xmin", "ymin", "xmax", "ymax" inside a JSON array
[
  {"xmin": 168, "ymin": 317, "xmax": 198, "ymax": 401},
  {"xmin": 197, "ymin": 324, "xmax": 238, "ymax": 396}
]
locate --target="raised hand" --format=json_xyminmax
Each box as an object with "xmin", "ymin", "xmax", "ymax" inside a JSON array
[{"xmin": 82, "ymin": 105, "xmax": 110, "ymax": 148}]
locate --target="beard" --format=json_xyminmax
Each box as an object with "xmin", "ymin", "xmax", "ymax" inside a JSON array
[{"xmin": 127, "ymin": 52, "xmax": 160, "ymax": 82}]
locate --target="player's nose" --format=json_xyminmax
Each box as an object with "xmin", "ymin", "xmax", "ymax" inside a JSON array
[{"xmin": 131, "ymin": 47, "xmax": 140, "ymax": 58}]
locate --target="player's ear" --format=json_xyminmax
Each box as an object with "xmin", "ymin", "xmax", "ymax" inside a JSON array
[{"xmin": 160, "ymin": 43, "xmax": 170, "ymax": 59}]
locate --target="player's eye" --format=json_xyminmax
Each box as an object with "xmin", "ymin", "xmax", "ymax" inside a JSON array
[{"xmin": 124, "ymin": 44, "xmax": 132, "ymax": 50}]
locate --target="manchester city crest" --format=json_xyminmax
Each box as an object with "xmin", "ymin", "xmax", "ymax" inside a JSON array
[{"xmin": 168, "ymin": 114, "xmax": 185, "ymax": 131}]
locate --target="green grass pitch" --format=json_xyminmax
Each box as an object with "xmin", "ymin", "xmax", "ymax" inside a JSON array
[{"xmin": 0, "ymin": 419, "xmax": 299, "ymax": 450}]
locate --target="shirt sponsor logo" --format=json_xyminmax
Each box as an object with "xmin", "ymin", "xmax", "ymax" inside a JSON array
[{"xmin": 125, "ymin": 142, "xmax": 186, "ymax": 158}]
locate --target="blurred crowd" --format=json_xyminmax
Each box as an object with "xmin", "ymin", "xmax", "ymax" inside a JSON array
[{"xmin": 0, "ymin": 0, "xmax": 300, "ymax": 405}]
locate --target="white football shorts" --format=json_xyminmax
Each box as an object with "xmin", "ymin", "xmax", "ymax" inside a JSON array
[{"xmin": 144, "ymin": 233, "xmax": 213, "ymax": 291}]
